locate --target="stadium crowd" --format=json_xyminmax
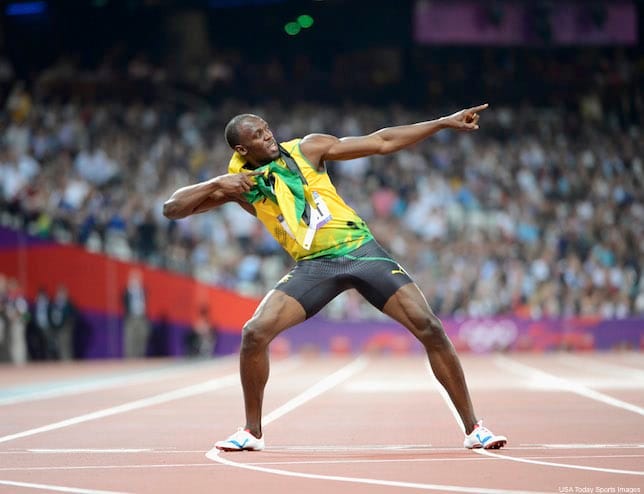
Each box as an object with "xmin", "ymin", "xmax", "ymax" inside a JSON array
[{"xmin": 0, "ymin": 48, "xmax": 643, "ymax": 328}]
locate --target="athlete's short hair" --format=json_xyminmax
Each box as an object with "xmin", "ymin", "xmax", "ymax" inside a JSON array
[{"xmin": 224, "ymin": 114, "xmax": 258, "ymax": 148}]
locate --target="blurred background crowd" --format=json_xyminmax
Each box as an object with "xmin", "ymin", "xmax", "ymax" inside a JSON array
[{"xmin": 0, "ymin": 0, "xmax": 642, "ymax": 362}]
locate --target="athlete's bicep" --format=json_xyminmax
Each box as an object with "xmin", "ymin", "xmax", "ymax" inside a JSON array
[
  {"xmin": 300, "ymin": 133, "xmax": 385, "ymax": 164},
  {"xmin": 190, "ymin": 194, "xmax": 229, "ymax": 215}
]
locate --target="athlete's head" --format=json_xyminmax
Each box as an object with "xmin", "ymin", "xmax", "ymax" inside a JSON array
[{"xmin": 224, "ymin": 114, "xmax": 280, "ymax": 166}]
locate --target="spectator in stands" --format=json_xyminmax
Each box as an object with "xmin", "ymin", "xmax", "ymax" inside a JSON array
[
  {"xmin": 185, "ymin": 305, "xmax": 217, "ymax": 358},
  {"xmin": 0, "ymin": 276, "xmax": 29, "ymax": 364},
  {"xmin": 0, "ymin": 48, "xmax": 641, "ymax": 322},
  {"xmin": 122, "ymin": 270, "xmax": 150, "ymax": 358},
  {"xmin": 49, "ymin": 284, "xmax": 76, "ymax": 360},
  {"xmin": 0, "ymin": 274, "xmax": 9, "ymax": 362},
  {"xmin": 31, "ymin": 287, "xmax": 53, "ymax": 360}
]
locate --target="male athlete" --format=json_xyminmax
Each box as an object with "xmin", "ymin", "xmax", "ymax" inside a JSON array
[{"xmin": 163, "ymin": 104, "xmax": 507, "ymax": 451}]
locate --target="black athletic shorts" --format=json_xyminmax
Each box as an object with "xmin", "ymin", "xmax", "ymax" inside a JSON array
[{"xmin": 274, "ymin": 239, "xmax": 414, "ymax": 318}]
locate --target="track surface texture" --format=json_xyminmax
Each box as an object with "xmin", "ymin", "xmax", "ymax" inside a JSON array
[{"xmin": 1, "ymin": 352, "xmax": 642, "ymax": 494}]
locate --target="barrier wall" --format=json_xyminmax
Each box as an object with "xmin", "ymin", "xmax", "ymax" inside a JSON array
[
  {"xmin": 0, "ymin": 226, "xmax": 641, "ymax": 358},
  {"xmin": 0, "ymin": 226, "xmax": 257, "ymax": 358},
  {"xmin": 264, "ymin": 316, "xmax": 643, "ymax": 357}
]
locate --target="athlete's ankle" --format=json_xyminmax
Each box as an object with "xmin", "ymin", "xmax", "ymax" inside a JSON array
[{"xmin": 244, "ymin": 427, "xmax": 262, "ymax": 439}]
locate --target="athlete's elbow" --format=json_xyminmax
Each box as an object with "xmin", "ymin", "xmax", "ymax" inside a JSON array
[
  {"xmin": 162, "ymin": 200, "xmax": 185, "ymax": 220},
  {"xmin": 377, "ymin": 141, "xmax": 400, "ymax": 155},
  {"xmin": 372, "ymin": 129, "xmax": 401, "ymax": 155}
]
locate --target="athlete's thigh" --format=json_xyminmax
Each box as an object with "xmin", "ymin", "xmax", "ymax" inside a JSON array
[
  {"xmin": 247, "ymin": 289, "xmax": 307, "ymax": 338},
  {"xmin": 274, "ymin": 260, "xmax": 348, "ymax": 319},
  {"xmin": 349, "ymin": 241, "xmax": 414, "ymax": 311},
  {"xmin": 381, "ymin": 282, "xmax": 437, "ymax": 337}
]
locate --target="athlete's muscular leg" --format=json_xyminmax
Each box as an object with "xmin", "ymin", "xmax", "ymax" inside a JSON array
[
  {"xmin": 240, "ymin": 289, "xmax": 306, "ymax": 439},
  {"xmin": 382, "ymin": 283, "xmax": 478, "ymax": 434}
]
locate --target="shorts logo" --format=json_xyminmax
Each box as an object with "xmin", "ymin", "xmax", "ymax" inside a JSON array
[
  {"xmin": 278, "ymin": 273, "xmax": 293, "ymax": 284},
  {"xmin": 391, "ymin": 264, "xmax": 407, "ymax": 276}
]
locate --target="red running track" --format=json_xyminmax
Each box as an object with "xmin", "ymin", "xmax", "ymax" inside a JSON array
[{"xmin": 0, "ymin": 352, "xmax": 642, "ymax": 494}]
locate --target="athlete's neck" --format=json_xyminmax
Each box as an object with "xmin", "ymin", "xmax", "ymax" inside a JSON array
[{"xmin": 246, "ymin": 156, "xmax": 278, "ymax": 168}]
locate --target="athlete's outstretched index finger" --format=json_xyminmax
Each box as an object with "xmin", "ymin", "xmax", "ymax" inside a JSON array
[{"xmin": 469, "ymin": 103, "xmax": 489, "ymax": 113}]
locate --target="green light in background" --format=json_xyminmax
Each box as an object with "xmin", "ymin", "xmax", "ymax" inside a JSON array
[
  {"xmin": 284, "ymin": 21, "xmax": 301, "ymax": 35},
  {"xmin": 297, "ymin": 14, "xmax": 314, "ymax": 28}
]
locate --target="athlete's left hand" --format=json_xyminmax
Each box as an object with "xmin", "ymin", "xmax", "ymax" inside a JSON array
[{"xmin": 441, "ymin": 103, "xmax": 488, "ymax": 131}]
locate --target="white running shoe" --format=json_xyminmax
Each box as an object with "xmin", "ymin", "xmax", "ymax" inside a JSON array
[
  {"xmin": 463, "ymin": 420, "xmax": 507, "ymax": 449},
  {"xmin": 215, "ymin": 428, "xmax": 265, "ymax": 452}
]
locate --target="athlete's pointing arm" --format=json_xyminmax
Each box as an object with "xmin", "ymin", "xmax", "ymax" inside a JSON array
[{"xmin": 300, "ymin": 104, "xmax": 488, "ymax": 166}]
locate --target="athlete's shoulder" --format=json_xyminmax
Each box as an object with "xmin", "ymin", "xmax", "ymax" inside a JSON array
[
  {"xmin": 287, "ymin": 137, "xmax": 327, "ymax": 172},
  {"xmin": 280, "ymin": 138, "xmax": 302, "ymax": 154},
  {"xmin": 227, "ymin": 149, "xmax": 246, "ymax": 174}
]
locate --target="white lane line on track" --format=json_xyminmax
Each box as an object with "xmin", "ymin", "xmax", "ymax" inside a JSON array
[
  {"xmin": 27, "ymin": 449, "xmax": 153, "ymax": 453},
  {"xmin": 271, "ymin": 443, "xmax": 644, "ymax": 451},
  {"xmin": 256, "ymin": 453, "xmax": 644, "ymax": 464},
  {"xmin": 0, "ymin": 464, "xmax": 219, "ymax": 472},
  {"xmin": 271, "ymin": 444, "xmax": 435, "ymax": 451},
  {"xmin": 0, "ymin": 450, "xmax": 196, "ymax": 455},
  {"xmin": 0, "ymin": 374, "xmax": 236, "ymax": 445},
  {"xmin": 212, "ymin": 452, "xmax": 551, "ymax": 494},
  {"xmin": 621, "ymin": 352, "xmax": 644, "ymax": 365},
  {"xmin": 261, "ymin": 355, "xmax": 368, "ymax": 427},
  {"xmin": 495, "ymin": 356, "xmax": 644, "ymax": 475},
  {"xmin": 0, "ymin": 359, "xmax": 300, "ymax": 445},
  {"xmin": 474, "ymin": 449, "xmax": 644, "ymax": 476},
  {"xmin": 424, "ymin": 360, "xmax": 465, "ymax": 433},
  {"xmin": 556, "ymin": 353, "xmax": 644, "ymax": 380},
  {"xmin": 206, "ymin": 357, "xmax": 551, "ymax": 494},
  {"xmin": 495, "ymin": 355, "xmax": 644, "ymax": 416},
  {"xmin": 0, "ymin": 479, "xmax": 128, "ymax": 494},
  {"xmin": 521, "ymin": 443, "xmax": 644, "ymax": 449},
  {"xmin": 3, "ymin": 454, "xmax": 644, "ymax": 473},
  {"xmin": 0, "ymin": 358, "xmax": 236, "ymax": 407},
  {"xmin": 2, "ymin": 443, "xmax": 642, "ymax": 455},
  {"xmin": 429, "ymin": 357, "xmax": 644, "ymax": 477}
]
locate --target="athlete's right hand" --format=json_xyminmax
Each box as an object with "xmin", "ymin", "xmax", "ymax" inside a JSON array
[
  {"xmin": 213, "ymin": 171, "xmax": 264, "ymax": 195},
  {"xmin": 441, "ymin": 103, "xmax": 488, "ymax": 131}
]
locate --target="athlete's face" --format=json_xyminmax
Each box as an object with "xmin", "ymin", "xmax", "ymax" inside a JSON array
[{"xmin": 235, "ymin": 117, "xmax": 280, "ymax": 166}]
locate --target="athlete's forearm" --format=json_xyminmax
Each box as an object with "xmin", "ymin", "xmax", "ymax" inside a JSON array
[
  {"xmin": 372, "ymin": 118, "xmax": 447, "ymax": 154},
  {"xmin": 163, "ymin": 178, "xmax": 226, "ymax": 220}
]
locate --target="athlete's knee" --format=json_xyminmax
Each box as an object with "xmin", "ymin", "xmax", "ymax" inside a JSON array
[
  {"xmin": 240, "ymin": 319, "xmax": 273, "ymax": 353},
  {"xmin": 415, "ymin": 311, "xmax": 449, "ymax": 348}
]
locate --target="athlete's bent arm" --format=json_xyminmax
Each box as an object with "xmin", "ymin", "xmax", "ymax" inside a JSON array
[
  {"xmin": 301, "ymin": 104, "xmax": 488, "ymax": 165},
  {"xmin": 163, "ymin": 172, "xmax": 259, "ymax": 220}
]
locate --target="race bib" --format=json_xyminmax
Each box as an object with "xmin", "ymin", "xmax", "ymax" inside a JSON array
[{"xmin": 302, "ymin": 191, "xmax": 332, "ymax": 250}]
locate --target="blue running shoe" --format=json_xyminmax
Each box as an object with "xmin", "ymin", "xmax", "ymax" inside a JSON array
[
  {"xmin": 215, "ymin": 428, "xmax": 265, "ymax": 452},
  {"xmin": 463, "ymin": 420, "xmax": 507, "ymax": 449}
]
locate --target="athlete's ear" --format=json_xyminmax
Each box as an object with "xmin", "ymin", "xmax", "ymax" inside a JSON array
[{"xmin": 235, "ymin": 144, "xmax": 247, "ymax": 156}]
